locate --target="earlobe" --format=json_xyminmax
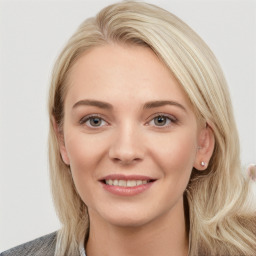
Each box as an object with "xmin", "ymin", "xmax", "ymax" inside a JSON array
[
  {"xmin": 194, "ymin": 123, "xmax": 215, "ymax": 171},
  {"xmin": 51, "ymin": 116, "xmax": 70, "ymax": 165},
  {"xmin": 59, "ymin": 142, "xmax": 71, "ymax": 166}
]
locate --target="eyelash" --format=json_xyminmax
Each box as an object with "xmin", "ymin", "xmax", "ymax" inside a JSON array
[
  {"xmin": 79, "ymin": 113, "xmax": 178, "ymax": 129},
  {"xmin": 147, "ymin": 113, "xmax": 178, "ymax": 128},
  {"xmin": 79, "ymin": 114, "xmax": 108, "ymax": 128}
]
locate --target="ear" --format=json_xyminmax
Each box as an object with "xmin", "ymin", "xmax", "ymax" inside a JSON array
[
  {"xmin": 193, "ymin": 123, "xmax": 215, "ymax": 171},
  {"xmin": 51, "ymin": 116, "xmax": 70, "ymax": 165}
]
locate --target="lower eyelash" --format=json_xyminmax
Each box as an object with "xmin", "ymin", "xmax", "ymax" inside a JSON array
[
  {"xmin": 79, "ymin": 114, "xmax": 104, "ymax": 125},
  {"xmin": 79, "ymin": 114, "xmax": 177, "ymax": 127},
  {"xmin": 151, "ymin": 114, "xmax": 177, "ymax": 123}
]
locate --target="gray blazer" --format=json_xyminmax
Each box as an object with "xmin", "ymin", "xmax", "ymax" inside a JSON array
[{"xmin": 0, "ymin": 232, "xmax": 57, "ymax": 256}]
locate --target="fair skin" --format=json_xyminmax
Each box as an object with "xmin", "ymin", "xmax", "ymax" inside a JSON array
[{"xmin": 57, "ymin": 44, "xmax": 215, "ymax": 256}]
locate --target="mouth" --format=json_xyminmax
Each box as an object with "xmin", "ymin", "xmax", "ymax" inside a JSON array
[
  {"xmin": 99, "ymin": 175, "xmax": 156, "ymax": 196},
  {"xmin": 102, "ymin": 179, "xmax": 154, "ymax": 187}
]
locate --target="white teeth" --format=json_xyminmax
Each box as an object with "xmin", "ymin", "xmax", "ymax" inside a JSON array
[
  {"xmin": 118, "ymin": 180, "xmax": 126, "ymax": 186},
  {"xmin": 136, "ymin": 180, "xmax": 143, "ymax": 185},
  {"xmin": 105, "ymin": 179, "xmax": 150, "ymax": 187},
  {"xmin": 127, "ymin": 180, "xmax": 137, "ymax": 187}
]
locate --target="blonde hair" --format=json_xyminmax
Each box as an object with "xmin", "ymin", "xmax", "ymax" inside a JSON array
[{"xmin": 48, "ymin": 1, "xmax": 256, "ymax": 255}]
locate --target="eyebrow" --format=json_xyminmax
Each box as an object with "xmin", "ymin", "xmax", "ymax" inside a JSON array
[
  {"xmin": 72, "ymin": 99, "xmax": 113, "ymax": 110},
  {"xmin": 72, "ymin": 99, "xmax": 186, "ymax": 112},
  {"xmin": 143, "ymin": 100, "xmax": 186, "ymax": 112}
]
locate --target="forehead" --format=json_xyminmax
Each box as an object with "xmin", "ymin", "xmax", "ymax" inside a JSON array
[{"xmin": 65, "ymin": 43, "xmax": 192, "ymax": 110}]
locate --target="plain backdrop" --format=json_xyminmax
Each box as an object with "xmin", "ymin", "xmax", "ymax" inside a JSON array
[{"xmin": 0, "ymin": 0, "xmax": 255, "ymax": 252}]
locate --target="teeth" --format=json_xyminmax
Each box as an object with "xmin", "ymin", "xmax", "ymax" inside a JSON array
[
  {"xmin": 137, "ymin": 180, "xmax": 142, "ymax": 185},
  {"xmin": 118, "ymin": 180, "xmax": 126, "ymax": 186},
  {"xmin": 127, "ymin": 180, "xmax": 136, "ymax": 187},
  {"xmin": 105, "ymin": 179, "xmax": 150, "ymax": 187}
]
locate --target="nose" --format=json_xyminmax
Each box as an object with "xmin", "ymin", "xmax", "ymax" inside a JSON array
[{"xmin": 108, "ymin": 123, "xmax": 145, "ymax": 165}]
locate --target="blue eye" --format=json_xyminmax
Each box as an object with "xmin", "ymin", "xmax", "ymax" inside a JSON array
[{"xmin": 80, "ymin": 115, "xmax": 107, "ymax": 128}]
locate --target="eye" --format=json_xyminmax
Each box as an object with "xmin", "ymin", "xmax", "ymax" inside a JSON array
[
  {"xmin": 148, "ymin": 114, "xmax": 176, "ymax": 127},
  {"xmin": 80, "ymin": 115, "xmax": 107, "ymax": 128}
]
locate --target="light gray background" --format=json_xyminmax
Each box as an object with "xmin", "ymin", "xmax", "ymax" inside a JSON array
[{"xmin": 0, "ymin": 0, "xmax": 255, "ymax": 252}]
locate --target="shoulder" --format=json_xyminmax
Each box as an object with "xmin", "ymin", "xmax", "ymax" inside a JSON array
[{"xmin": 0, "ymin": 232, "xmax": 57, "ymax": 256}]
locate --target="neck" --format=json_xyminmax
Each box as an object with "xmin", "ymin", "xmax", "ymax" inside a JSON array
[{"xmin": 86, "ymin": 198, "xmax": 189, "ymax": 256}]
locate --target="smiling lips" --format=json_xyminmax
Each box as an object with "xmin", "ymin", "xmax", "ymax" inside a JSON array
[
  {"xmin": 100, "ymin": 175, "xmax": 156, "ymax": 196},
  {"xmin": 105, "ymin": 179, "xmax": 150, "ymax": 187}
]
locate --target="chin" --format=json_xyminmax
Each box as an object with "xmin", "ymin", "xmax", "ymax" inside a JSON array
[
  {"xmin": 106, "ymin": 215, "xmax": 153, "ymax": 228},
  {"xmin": 106, "ymin": 208, "xmax": 171, "ymax": 228},
  {"xmin": 89, "ymin": 206, "xmax": 156, "ymax": 228}
]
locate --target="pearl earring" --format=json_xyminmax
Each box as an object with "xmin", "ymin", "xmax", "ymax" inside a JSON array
[{"xmin": 200, "ymin": 161, "xmax": 206, "ymax": 167}]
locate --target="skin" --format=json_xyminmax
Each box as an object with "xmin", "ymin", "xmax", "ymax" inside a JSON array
[{"xmin": 57, "ymin": 43, "xmax": 215, "ymax": 256}]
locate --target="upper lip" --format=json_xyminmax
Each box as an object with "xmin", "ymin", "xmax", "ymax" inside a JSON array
[{"xmin": 99, "ymin": 174, "xmax": 156, "ymax": 181}]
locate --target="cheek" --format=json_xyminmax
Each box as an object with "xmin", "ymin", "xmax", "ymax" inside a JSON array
[
  {"xmin": 63, "ymin": 131, "xmax": 109, "ymax": 200},
  {"xmin": 148, "ymin": 129, "xmax": 198, "ymax": 176},
  {"xmin": 63, "ymin": 131, "xmax": 109, "ymax": 207},
  {"xmin": 65, "ymin": 131, "xmax": 108, "ymax": 170}
]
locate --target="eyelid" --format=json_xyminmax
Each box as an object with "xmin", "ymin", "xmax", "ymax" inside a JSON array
[
  {"xmin": 79, "ymin": 114, "xmax": 109, "ymax": 127},
  {"xmin": 150, "ymin": 112, "xmax": 177, "ymax": 120},
  {"xmin": 79, "ymin": 112, "xmax": 178, "ymax": 128},
  {"xmin": 146, "ymin": 112, "xmax": 178, "ymax": 127}
]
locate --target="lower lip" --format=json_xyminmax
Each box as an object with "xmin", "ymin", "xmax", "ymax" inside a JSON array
[{"xmin": 101, "ymin": 182, "xmax": 154, "ymax": 196}]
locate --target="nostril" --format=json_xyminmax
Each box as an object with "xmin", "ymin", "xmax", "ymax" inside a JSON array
[
  {"xmin": 115, "ymin": 158, "xmax": 142, "ymax": 165},
  {"xmin": 108, "ymin": 142, "xmax": 144, "ymax": 164}
]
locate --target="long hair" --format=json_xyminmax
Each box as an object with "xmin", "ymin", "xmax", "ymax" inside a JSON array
[{"xmin": 48, "ymin": 1, "xmax": 256, "ymax": 255}]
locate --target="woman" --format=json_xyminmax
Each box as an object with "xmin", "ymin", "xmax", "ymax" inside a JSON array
[{"xmin": 1, "ymin": 1, "xmax": 255, "ymax": 256}]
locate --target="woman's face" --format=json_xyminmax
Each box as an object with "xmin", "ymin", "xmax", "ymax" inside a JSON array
[{"xmin": 60, "ymin": 44, "xmax": 208, "ymax": 228}]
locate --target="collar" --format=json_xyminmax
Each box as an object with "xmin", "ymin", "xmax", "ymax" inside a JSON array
[{"xmin": 79, "ymin": 241, "xmax": 86, "ymax": 256}]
